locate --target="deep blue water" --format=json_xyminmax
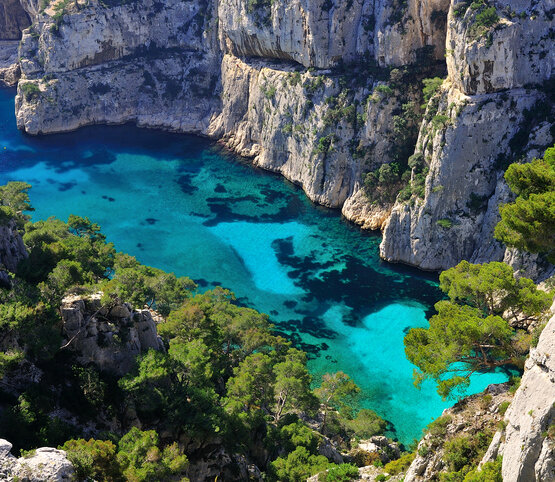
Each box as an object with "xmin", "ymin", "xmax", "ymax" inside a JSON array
[{"xmin": 0, "ymin": 88, "xmax": 507, "ymax": 444}]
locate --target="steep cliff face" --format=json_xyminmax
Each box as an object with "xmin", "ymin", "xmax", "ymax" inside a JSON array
[
  {"xmin": 14, "ymin": 0, "xmax": 449, "ymax": 229},
  {"xmin": 0, "ymin": 219, "xmax": 28, "ymax": 285},
  {"xmin": 0, "ymin": 0, "xmax": 30, "ymax": 40},
  {"xmin": 12, "ymin": 0, "xmax": 555, "ymax": 268},
  {"xmin": 380, "ymin": 0, "xmax": 554, "ymax": 271},
  {"xmin": 16, "ymin": 0, "xmax": 221, "ymax": 134},
  {"xmin": 218, "ymin": 0, "xmax": 449, "ymax": 68},
  {"xmin": 208, "ymin": 54, "xmax": 407, "ymax": 212},
  {"xmin": 480, "ymin": 309, "xmax": 555, "ymax": 482}
]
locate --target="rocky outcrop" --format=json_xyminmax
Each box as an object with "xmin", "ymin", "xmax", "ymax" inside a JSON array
[
  {"xmin": 60, "ymin": 293, "xmax": 164, "ymax": 375},
  {"xmin": 0, "ymin": 0, "xmax": 30, "ymax": 40},
  {"xmin": 0, "ymin": 439, "xmax": 74, "ymax": 481},
  {"xmin": 404, "ymin": 383, "xmax": 513, "ymax": 481},
  {"xmin": 480, "ymin": 309, "xmax": 555, "ymax": 481},
  {"xmin": 0, "ymin": 41, "xmax": 21, "ymax": 86},
  {"xmin": 218, "ymin": 0, "xmax": 449, "ymax": 69},
  {"xmin": 16, "ymin": 0, "xmax": 221, "ymax": 135},
  {"xmin": 11, "ymin": 0, "xmax": 555, "ymax": 269},
  {"xmin": 209, "ymin": 54, "xmax": 406, "ymax": 209},
  {"xmin": 380, "ymin": 0, "xmax": 554, "ymax": 270},
  {"xmin": 0, "ymin": 219, "xmax": 28, "ymax": 285}
]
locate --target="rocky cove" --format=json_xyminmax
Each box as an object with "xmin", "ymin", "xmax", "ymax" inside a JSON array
[
  {"xmin": 0, "ymin": 0, "xmax": 553, "ymax": 480},
  {"xmin": 3, "ymin": 0, "xmax": 551, "ymax": 274}
]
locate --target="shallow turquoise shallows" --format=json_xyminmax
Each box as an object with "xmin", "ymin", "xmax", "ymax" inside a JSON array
[{"xmin": 0, "ymin": 88, "xmax": 508, "ymax": 444}]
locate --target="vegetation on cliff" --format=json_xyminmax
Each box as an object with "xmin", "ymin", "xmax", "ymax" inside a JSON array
[{"xmin": 0, "ymin": 182, "xmax": 389, "ymax": 481}]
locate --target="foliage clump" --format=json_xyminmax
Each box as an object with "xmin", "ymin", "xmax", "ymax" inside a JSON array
[
  {"xmin": 495, "ymin": 145, "xmax": 555, "ymax": 263},
  {"xmin": 405, "ymin": 260, "xmax": 551, "ymax": 399}
]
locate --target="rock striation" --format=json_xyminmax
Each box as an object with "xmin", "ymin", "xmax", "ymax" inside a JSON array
[
  {"xmin": 481, "ymin": 309, "xmax": 555, "ymax": 481},
  {"xmin": 380, "ymin": 0, "xmax": 554, "ymax": 271},
  {"xmin": 60, "ymin": 293, "xmax": 164, "ymax": 375},
  {"xmin": 0, "ymin": 439, "xmax": 74, "ymax": 481}
]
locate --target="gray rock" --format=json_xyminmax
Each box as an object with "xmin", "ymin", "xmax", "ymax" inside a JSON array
[
  {"xmin": 0, "ymin": 440, "xmax": 74, "ymax": 482},
  {"xmin": 61, "ymin": 293, "xmax": 164, "ymax": 375},
  {"xmin": 499, "ymin": 311, "xmax": 555, "ymax": 482},
  {"xmin": 0, "ymin": 220, "xmax": 28, "ymax": 274}
]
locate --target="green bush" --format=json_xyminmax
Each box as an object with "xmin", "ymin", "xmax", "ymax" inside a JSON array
[
  {"xmin": 463, "ymin": 456, "xmax": 502, "ymax": 481},
  {"xmin": 475, "ymin": 7, "xmax": 499, "ymax": 28},
  {"xmin": 319, "ymin": 463, "xmax": 359, "ymax": 481},
  {"xmin": 498, "ymin": 401, "xmax": 510, "ymax": 416},
  {"xmin": 437, "ymin": 219, "xmax": 453, "ymax": 229},
  {"xmin": 383, "ymin": 451, "xmax": 415, "ymax": 475},
  {"xmin": 20, "ymin": 83, "xmax": 41, "ymax": 103},
  {"xmin": 426, "ymin": 415, "xmax": 452, "ymax": 439},
  {"xmin": 61, "ymin": 439, "xmax": 119, "ymax": 482}
]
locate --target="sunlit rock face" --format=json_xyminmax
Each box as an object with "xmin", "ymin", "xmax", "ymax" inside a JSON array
[
  {"xmin": 11, "ymin": 0, "xmax": 555, "ymax": 271},
  {"xmin": 61, "ymin": 293, "xmax": 164, "ymax": 375},
  {"xmin": 14, "ymin": 0, "xmax": 452, "ymax": 231},
  {"xmin": 380, "ymin": 0, "xmax": 554, "ymax": 271},
  {"xmin": 0, "ymin": 439, "xmax": 74, "ymax": 481}
]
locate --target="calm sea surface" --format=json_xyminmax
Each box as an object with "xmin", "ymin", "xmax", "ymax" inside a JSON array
[{"xmin": 0, "ymin": 88, "xmax": 507, "ymax": 444}]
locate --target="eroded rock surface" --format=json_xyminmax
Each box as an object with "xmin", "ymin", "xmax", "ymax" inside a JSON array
[
  {"xmin": 0, "ymin": 439, "xmax": 74, "ymax": 482},
  {"xmin": 0, "ymin": 219, "xmax": 28, "ymax": 284},
  {"xmin": 480, "ymin": 310, "xmax": 555, "ymax": 482},
  {"xmin": 61, "ymin": 293, "xmax": 164, "ymax": 375},
  {"xmin": 380, "ymin": 0, "xmax": 554, "ymax": 271},
  {"xmin": 10, "ymin": 0, "xmax": 555, "ymax": 270}
]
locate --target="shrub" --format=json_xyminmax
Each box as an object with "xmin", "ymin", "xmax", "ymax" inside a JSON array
[
  {"xmin": 316, "ymin": 135, "xmax": 334, "ymax": 154},
  {"xmin": 422, "ymin": 77, "xmax": 443, "ymax": 106},
  {"xmin": 20, "ymin": 83, "xmax": 41, "ymax": 103},
  {"xmin": 508, "ymin": 376, "xmax": 521, "ymax": 394},
  {"xmin": 475, "ymin": 7, "xmax": 499, "ymax": 28},
  {"xmin": 431, "ymin": 114, "xmax": 450, "ymax": 130},
  {"xmin": 375, "ymin": 84, "xmax": 393, "ymax": 96},
  {"xmin": 383, "ymin": 451, "xmax": 415, "ymax": 475},
  {"xmin": 437, "ymin": 219, "xmax": 453, "ymax": 229},
  {"xmin": 444, "ymin": 436, "xmax": 473, "ymax": 472},
  {"xmin": 453, "ymin": 2, "xmax": 470, "ymax": 17},
  {"xmin": 463, "ymin": 456, "xmax": 502, "ymax": 481},
  {"xmin": 319, "ymin": 463, "xmax": 359, "ymax": 481},
  {"xmin": 426, "ymin": 415, "xmax": 452, "ymax": 439},
  {"xmin": 61, "ymin": 439, "xmax": 119, "ymax": 481},
  {"xmin": 498, "ymin": 401, "xmax": 510, "ymax": 416},
  {"xmin": 350, "ymin": 449, "xmax": 380, "ymax": 467}
]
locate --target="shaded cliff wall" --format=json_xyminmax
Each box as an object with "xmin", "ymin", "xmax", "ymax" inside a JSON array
[
  {"xmin": 0, "ymin": 0, "xmax": 30, "ymax": 40},
  {"xmin": 380, "ymin": 0, "xmax": 554, "ymax": 271}
]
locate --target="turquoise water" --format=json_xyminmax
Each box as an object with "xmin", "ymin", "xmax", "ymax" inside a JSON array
[{"xmin": 0, "ymin": 88, "xmax": 507, "ymax": 444}]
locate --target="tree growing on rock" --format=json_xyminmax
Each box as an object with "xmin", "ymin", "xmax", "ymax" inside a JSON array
[
  {"xmin": 405, "ymin": 260, "xmax": 552, "ymax": 399},
  {"xmin": 314, "ymin": 371, "xmax": 360, "ymax": 432}
]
